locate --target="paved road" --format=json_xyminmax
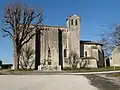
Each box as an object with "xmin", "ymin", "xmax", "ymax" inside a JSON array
[
  {"xmin": 0, "ymin": 75, "xmax": 98, "ymax": 90},
  {"xmin": 84, "ymin": 74, "xmax": 120, "ymax": 90},
  {"xmin": 1, "ymin": 74, "xmax": 120, "ymax": 90}
]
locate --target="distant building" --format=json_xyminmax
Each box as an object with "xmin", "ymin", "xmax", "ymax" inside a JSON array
[
  {"xmin": 0, "ymin": 60, "xmax": 2, "ymax": 69},
  {"xmin": 2, "ymin": 64, "xmax": 13, "ymax": 69},
  {"xmin": 13, "ymin": 14, "xmax": 104, "ymax": 70},
  {"xmin": 111, "ymin": 46, "xmax": 120, "ymax": 67}
]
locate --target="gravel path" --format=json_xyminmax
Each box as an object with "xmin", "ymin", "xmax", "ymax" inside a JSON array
[{"xmin": 0, "ymin": 75, "xmax": 98, "ymax": 90}]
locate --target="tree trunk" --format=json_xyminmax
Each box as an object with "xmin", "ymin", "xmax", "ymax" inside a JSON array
[
  {"xmin": 17, "ymin": 51, "xmax": 20, "ymax": 69},
  {"xmin": 13, "ymin": 41, "xmax": 17, "ymax": 69},
  {"xmin": 13, "ymin": 40, "xmax": 20, "ymax": 70}
]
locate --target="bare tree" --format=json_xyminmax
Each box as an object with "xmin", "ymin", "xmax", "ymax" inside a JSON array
[
  {"xmin": 65, "ymin": 52, "xmax": 79, "ymax": 69},
  {"xmin": 99, "ymin": 32, "xmax": 115, "ymax": 58},
  {"xmin": 100, "ymin": 24, "xmax": 120, "ymax": 58},
  {"xmin": 19, "ymin": 45, "xmax": 35, "ymax": 69},
  {"xmin": 113, "ymin": 25, "xmax": 120, "ymax": 46},
  {"xmin": 2, "ymin": 3, "xmax": 43, "ymax": 69}
]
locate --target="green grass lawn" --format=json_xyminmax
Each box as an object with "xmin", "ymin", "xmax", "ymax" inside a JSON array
[
  {"xmin": 3, "ymin": 66, "xmax": 120, "ymax": 74},
  {"xmin": 111, "ymin": 73, "xmax": 120, "ymax": 77},
  {"xmin": 63, "ymin": 67, "xmax": 120, "ymax": 73}
]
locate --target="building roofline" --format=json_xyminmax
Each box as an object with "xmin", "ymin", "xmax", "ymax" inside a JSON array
[
  {"xmin": 41, "ymin": 25, "xmax": 67, "ymax": 28},
  {"xmin": 80, "ymin": 40, "xmax": 103, "ymax": 46},
  {"xmin": 30, "ymin": 24, "xmax": 67, "ymax": 28}
]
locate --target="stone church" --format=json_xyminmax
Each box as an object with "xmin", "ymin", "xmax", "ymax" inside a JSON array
[{"xmin": 16, "ymin": 14, "xmax": 104, "ymax": 70}]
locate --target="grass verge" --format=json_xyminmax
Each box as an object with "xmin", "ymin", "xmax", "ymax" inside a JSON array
[{"xmin": 63, "ymin": 66, "xmax": 120, "ymax": 73}]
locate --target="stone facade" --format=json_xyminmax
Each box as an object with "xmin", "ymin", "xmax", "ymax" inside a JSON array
[
  {"xmin": 80, "ymin": 41, "xmax": 104, "ymax": 68},
  {"xmin": 67, "ymin": 14, "xmax": 80, "ymax": 57},
  {"xmin": 38, "ymin": 14, "xmax": 81, "ymax": 70},
  {"xmin": 14, "ymin": 14, "xmax": 104, "ymax": 70},
  {"xmin": 40, "ymin": 26, "xmax": 68, "ymax": 70},
  {"xmin": 40, "ymin": 27, "xmax": 59, "ymax": 66},
  {"xmin": 80, "ymin": 57, "xmax": 98, "ymax": 68}
]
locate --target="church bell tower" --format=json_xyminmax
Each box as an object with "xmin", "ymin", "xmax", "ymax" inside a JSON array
[{"xmin": 66, "ymin": 14, "xmax": 80, "ymax": 57}]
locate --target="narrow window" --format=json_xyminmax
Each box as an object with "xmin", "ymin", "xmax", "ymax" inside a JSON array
[
  {"xmin": 85, "ymin": 51, "xmax": 87, "ymax": 57},
  {"xmin": 48, "ymin": 47, "xmax": 51, "ymax": 58},
  {"xmin": 64, "ymin": 49, "xmax": 67, "ymax": 57},
  {"xmin": 48, "ymin": 61, "xmax": 51, "ymax": 65},
  {"xmin": 71, "ymin": 19, "xmax": 73, "ymax": 25},
  {"xmin": 75, "ymin": 20, "xmax": 78, "ymax": 25}
]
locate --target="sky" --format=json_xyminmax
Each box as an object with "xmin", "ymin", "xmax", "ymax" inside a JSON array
[{"xmin": 0, "ymin": 0, "xmax": 120, "ymax": 63}]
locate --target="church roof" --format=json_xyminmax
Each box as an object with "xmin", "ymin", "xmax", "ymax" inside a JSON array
[
  {"xmin": 41, "ymin": 25, "xmax": 67, "ymax": 28},
  {"xmin": 80, "ymin": 40, "xmax": 103, "ymax": 46},
  {"xmin": 31, "ymin": 24, "xmax": 67, "ymax": 28},
  {"xmin": 40, "ymin": 25, "xmax": 68, "ymax": 31},
  {"xmin": 31, "ymin": 24, "xmax": 67, "ymax": 31}
]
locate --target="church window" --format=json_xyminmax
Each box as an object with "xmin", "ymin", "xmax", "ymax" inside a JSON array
[
  {"xmin": 48, "ymin": 47, "xmax": 51, "ymax": 58},
  {"xmin": 85, "ymin": 51, "xmax": 87, "ymax": 57},
  {"xmin": 71, "ymin": 19, "xmax": 73, "ymax": 25},
  {"xmin": 64, "ymin": 49, "xmax": 67, "ymax": 57},
  {"xmin": 75, "ymin": 20, "xmax": 78, "ymax": 25},
  {"xmin": 48, "ymin": 61, "xmax": 51, "ymax": 65}
]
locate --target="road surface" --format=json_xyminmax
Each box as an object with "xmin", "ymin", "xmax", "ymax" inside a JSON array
[
  {"xmin": 0, "ymin": 75, "xmax": 98, "ymax": 90},
  {"xmin": 1, "ymin": 74, "xmax": 120, "ymax": 90},
  {"xmin": 84, "ymin": 74, "xmax": 120, "ymax": 90}
]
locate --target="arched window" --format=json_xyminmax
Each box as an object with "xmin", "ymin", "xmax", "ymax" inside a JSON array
[
  {"xmin": 71, "ymin": 19, "xmax": 73, "ymax": 25},
  {"xmin": 48, "ymin": 47, "xmax": 51, "ymax": 58},
  {"xmin": 75, "ymin": 20, "xmax": 78, "ymax": 25},
  {"xmin": 48, "ymin": 46, "xmax": 52, "ymax": 65},
  {"xmin": 64, "ymin": 49, "xmax": 67, "ymax": 57}
]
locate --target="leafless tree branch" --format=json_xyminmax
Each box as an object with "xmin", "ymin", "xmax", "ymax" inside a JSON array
[
  {"xmin": 2, "ymin": 28, "xmax": 13, "ymax": 37},
  {"xmin": 2, "ymin": 3, "xmax": 43, "ymax": 69}
]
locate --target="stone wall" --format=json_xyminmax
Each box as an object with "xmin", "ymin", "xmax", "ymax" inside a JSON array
[
  {"xmin": 40, "ymin": 27, "xmax": 59, "ymax": 67},
  {"xmin": 97, "ymin": 45, "xmax": 105, "ymax": 67},
  {"xmin": 62, "ymin": 30, "xmax": 69, "ymax": 68},
  {"xmin": 14, "ymin": 14, "xmax": 105, "ymax": 70},
  {"xmin": 80, "ymin": 58, "xmax": 97, "ymax": 68},
  {"xmin": 80, "ymin": 44, "xmax": 104, "ymax": 68},
  {"xmin": 67, "ymin": 14, "xmax": 80, "ymax": 57}
]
